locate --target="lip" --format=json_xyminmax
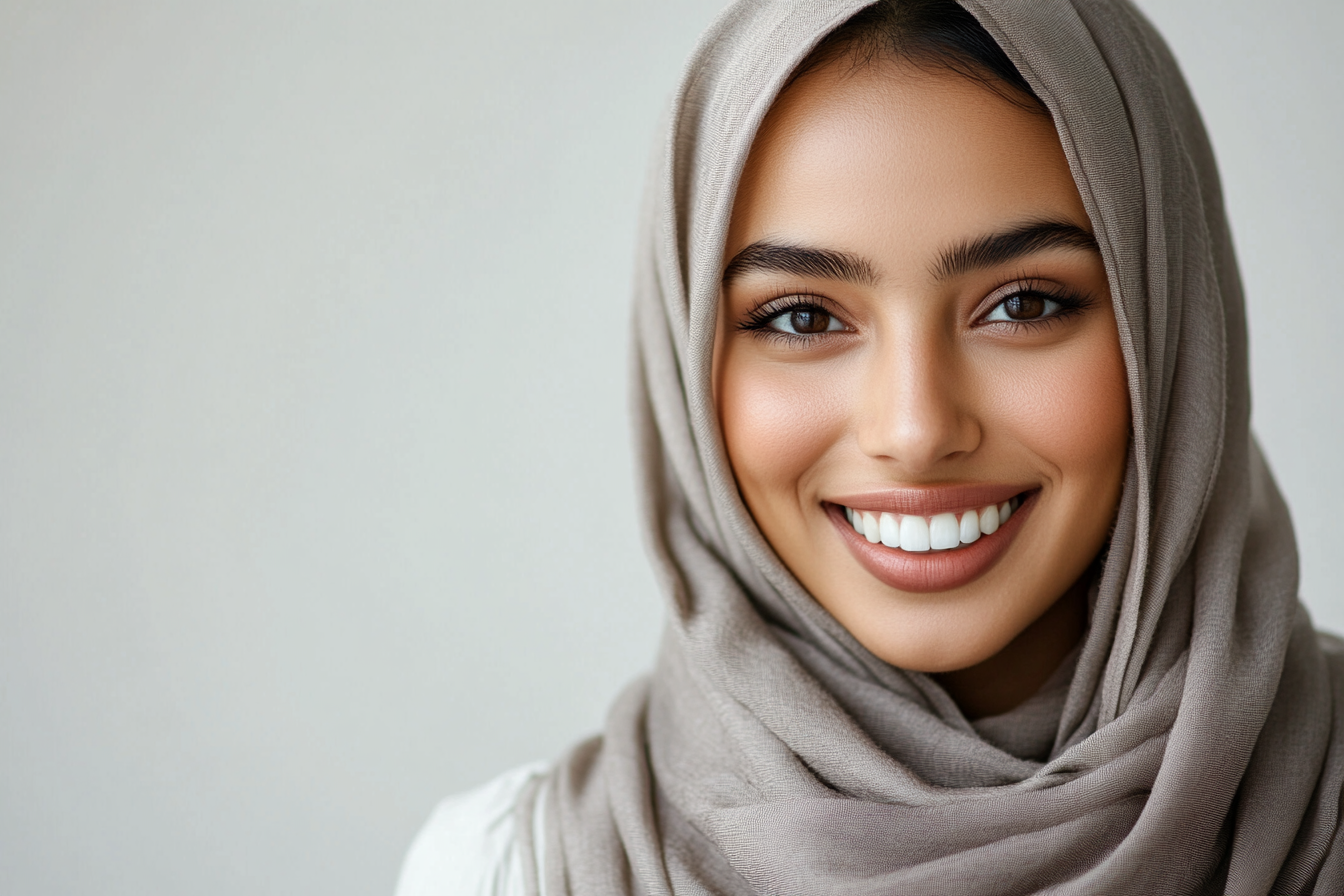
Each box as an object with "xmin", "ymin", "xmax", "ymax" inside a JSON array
[
  {"xmin": 829, "ymin": 483, "xmax": 1031, "ymax": 517},
  {"xmin": 826, "ymin": 488, "xmax": 1037, "ymax": 594}
]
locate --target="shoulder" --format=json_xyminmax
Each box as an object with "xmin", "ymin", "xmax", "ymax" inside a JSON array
[{"xmin": 395, "ymin": 762, "xmax": 548, "ymax": 896}]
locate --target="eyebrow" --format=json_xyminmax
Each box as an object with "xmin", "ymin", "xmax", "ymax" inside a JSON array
[
  {"xmin": 932, "ymin": 220, "xmax": 1099, "ymax": 280},
  {"xmin": 722, "ymin": 242, "xmax": 877, "ymax": 287},
  {"xmin": 721, "ymin": 221, "xmax": 1099, "ymax": 288}
]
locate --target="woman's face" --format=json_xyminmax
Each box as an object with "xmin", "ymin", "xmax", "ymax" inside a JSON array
[{"xmin": 714, "ymin": 57, "xmax": 1130, "ymax": 678}]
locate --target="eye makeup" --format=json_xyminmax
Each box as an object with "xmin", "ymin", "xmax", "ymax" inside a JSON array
[
  {"xmin": 732, "ymin": 273, "xmax": 1099, "ymax": 346},
  {"xmin": 975, "ymin": 278, "xmax": 1097, "ymax": 331},
  {"xmin": 736, "ymin": 291, "xmax": 852, "ymax": 344}
]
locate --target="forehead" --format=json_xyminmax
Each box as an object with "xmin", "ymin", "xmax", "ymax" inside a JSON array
[{"xmin": 726, "ymin": 58, "xmax": 1091, "ymax": 279}]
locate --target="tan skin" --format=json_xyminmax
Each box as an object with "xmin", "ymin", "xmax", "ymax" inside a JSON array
[{"xmin": 713, "ymin": 57, "xmax": 1130, "ymax": 719}]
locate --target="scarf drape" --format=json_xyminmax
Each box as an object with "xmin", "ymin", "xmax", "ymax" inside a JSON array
[{"xmin": 526, "ymin": 1, "xmax": 1344, "ymax": 892}]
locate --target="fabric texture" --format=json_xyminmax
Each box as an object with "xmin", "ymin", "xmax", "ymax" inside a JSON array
[
  {"xmin": 396, "ymin": 763, "xmax": 546, "ymax": 896},
  {"xmin": 528, "ymin": 1, "xmax": 1344, "ymax": 893}
]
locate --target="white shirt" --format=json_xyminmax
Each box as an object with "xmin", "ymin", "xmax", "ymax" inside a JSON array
[{"xmin": 395, "ymin": 763, "xmax": 546, "ymax": 896}]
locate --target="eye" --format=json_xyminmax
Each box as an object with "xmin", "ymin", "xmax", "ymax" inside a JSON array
[
  {"xmin": 765, "ymin": 306, "xmax": 846, "ymax": 335},
  {"xmin": 982, "ymin": 292, "xmax": 1062, "ymax": 323}
]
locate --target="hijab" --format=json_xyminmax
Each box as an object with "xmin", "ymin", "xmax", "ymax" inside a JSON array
[{"xmin": 520, "ymin": 1, "xmax": 1344, "ymax": 892}]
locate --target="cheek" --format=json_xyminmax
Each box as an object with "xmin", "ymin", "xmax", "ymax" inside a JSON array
[
  {"xmin": 717, "ymin": 353, "xmax": 850, "ymax": 502},
  {"xmin": 982, "ymin": 326, "xmax": 1130, "ymax": 486}
]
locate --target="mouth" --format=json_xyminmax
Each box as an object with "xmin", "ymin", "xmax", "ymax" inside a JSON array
[
  {"xmin": 840, "ymin": 494, "xmax": 1022, "ymax": 552},
  {"xmin": 826, "ymin": 488, "xmax": 1036, "ymax": 593}
]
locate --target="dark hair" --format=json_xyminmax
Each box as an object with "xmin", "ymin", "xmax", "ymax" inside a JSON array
[{"xmin": 793, "ymin": 0, "xmax": 1045, "ymax": 112}]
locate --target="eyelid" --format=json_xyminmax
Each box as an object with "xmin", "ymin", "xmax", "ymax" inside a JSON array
[
  {"xmin": 739, "ymin": 290, "xmax": 850, "ymax": 327},
  {"xmin": 972, "ymin": 278, "xmax": 1044, "ymax": 319},
  {"xmin": 747, "ymin": 287, "xmax": 840, "ymax": 313},
  {"xmin": 734, "ymin": 290, "xmax": 857, "ymax": 347},
  {"xmin": 970, "ymin": 277, "xmax": 1088, "ymax": 326}
]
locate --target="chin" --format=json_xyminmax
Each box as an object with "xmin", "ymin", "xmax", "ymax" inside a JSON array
[{"xmin": 839, "ymin": 600, "xmax": 1023, "ymax": 673}]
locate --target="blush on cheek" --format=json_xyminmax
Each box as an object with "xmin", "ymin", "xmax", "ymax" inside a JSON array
[
  {"xmin": 718, "ymin": 360, "xmax": 850, "ymax": 499},
  {"xmin": 984, "ymin": 334, "xmax": 1130, "ymax": 480}
]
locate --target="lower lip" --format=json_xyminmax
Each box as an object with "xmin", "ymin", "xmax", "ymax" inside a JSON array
[{"xmin": 827, "ymin": 492, "xmax": 1036, "ymax": 594}]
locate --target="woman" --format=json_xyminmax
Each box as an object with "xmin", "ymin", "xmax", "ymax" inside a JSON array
[{"xmin": 400, "ymin": 0, "xmax": 1344, "ymax": 892}]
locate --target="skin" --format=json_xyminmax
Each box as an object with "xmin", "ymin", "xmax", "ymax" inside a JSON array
[{"xmin": 713, "ymin": 57, "xmax": 1131, "ymax": 719}]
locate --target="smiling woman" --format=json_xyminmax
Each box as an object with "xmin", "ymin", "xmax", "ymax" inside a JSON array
[
  {"xmin": 398, "ymin": 0, "xmax": 1344, "ymax": 892},
  {"xmin": 715, "ymin": 55, "xmax": 1130, "ymax": 715}
]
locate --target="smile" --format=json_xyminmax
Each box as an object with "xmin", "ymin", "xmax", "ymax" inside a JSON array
[
  {"xmin": 826, "ymin": 488, "xmax": 1036, "ymax": 593},
  {"xmin": 841, "ymin": 496, "xmax": 1022, "ymax": 552}
]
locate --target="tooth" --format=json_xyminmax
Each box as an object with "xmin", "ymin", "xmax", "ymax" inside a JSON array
[
  {"xmin": 979, "ymin": 504, "xmax": 1000, "ymax": 535},
  {"xmin": 845, "ymin": 506, "xmax": 852, "ymax": 523},
  {"xmin": 960, "ymin": 508, "xmax": 981, "ymax": 544},
  {"xmin": 1011, "ymin": 495, "xmax": 1021, "ymax": 511},
  {"xmin": 850, "ymin": 507, "xmax": 864, "ymax": 535},
  {"xmin": 862, "ymin": 511, "xmax": 881, "ymax": 543},
  {"xmin": 929, "ymin": 513, "xmax": 959, "ymax": 550},
  {"xmin": 899, "ymin": 515, "xmax": 930, "ymax": 552},
  {"xmin": 999, "ymin": 501, "xmax": 1012, "ymax": 523},
  {"xmin": 879, "ymin": 512, "xmax": 901, "ymax": 548}
]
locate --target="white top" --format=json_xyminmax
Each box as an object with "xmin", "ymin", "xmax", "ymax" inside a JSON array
[{"xmin": 395, "ymin": 763, "xmax": 546, "ymax": 896}]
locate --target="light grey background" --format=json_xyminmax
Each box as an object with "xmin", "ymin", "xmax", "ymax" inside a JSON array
[{"xmin": 1, "ymin": 1, "xmax": 1339, "ymax": 893}]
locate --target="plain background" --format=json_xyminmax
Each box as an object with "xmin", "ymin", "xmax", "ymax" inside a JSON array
[{"xmin": 1, "ymin": 1, "xmax": 1340, "ymax": 893}]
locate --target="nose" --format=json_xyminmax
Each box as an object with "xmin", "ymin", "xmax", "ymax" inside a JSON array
[{"xmin": 855, "ymin": 335, "xmax": 981, "ymax": 473}]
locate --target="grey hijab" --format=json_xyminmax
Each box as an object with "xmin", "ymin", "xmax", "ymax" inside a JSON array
[{"xmin": 521, "ymin": 1, "xmax": 1344, "ymax": 892}]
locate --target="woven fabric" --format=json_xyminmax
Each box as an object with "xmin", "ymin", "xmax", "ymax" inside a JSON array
[{"xmin": 536, "ymin": 2, "xmax": 1344, "ymax": 892}]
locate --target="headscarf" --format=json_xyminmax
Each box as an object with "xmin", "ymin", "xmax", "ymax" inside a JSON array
[{"xmin": 520, "ymin": 1, "xmax": 1344, "ymax": 892}]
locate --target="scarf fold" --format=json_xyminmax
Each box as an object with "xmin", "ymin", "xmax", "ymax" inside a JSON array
[{"xmin": 542, "ymin": 1, "xmax": 1344, "ymax": 892}]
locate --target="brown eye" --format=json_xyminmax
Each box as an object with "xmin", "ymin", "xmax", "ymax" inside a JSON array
[
  {"xmin": 1002, "ymin": 294, "xmax": 1046, "ymax": 320},
  {"xmin": 750, "ymin": 302, "xmax": 846, "ymax": 337},
  {"xmin": 983, "ymin": 292, "xmax": 1062, "ymax": 324},
  {"xmin": 789, "ymin": 309, "xmax": 832, "ymax": 333}
]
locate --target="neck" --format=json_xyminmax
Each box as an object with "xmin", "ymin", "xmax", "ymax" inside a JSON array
[{"xmin": 934, "ymin": 574, "xmax": 1089, "ymax": 720}]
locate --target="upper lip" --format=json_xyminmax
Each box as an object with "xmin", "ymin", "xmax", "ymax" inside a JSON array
[{"xmin": 828, "ymin": 483, "xmax": 1034, "ymax": 517}]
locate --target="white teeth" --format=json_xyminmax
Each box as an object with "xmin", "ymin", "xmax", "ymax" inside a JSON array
[
  {"xmin": 879, "ymin": 512, "xmax": 901, "ymax": 548},
  {"xmin": 899, "ymin": 515, "xmax": 931, "ymax": 552},
  {"xmin": 929, "ymin": 513, "xmax": 959, "ymax": 550},
  {"xmin": 843, "ymin": 495, "xmax": 1022, "ymax": 552},
  {"xmin": 960, "ymin": 508, "xmax": 980, "ymax": 544}
]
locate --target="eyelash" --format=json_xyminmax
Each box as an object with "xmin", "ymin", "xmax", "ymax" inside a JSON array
[
  {"xmin": 737, "ymin": 291, "xmax": 842, "ymax": 345},
  {"xmin": 736, "ymin": 281, "xmax": 1096, "ymax": 344},
  {"xmin": 979, "ymin": 281, "xmax": 1097, "ymax": 331}
]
